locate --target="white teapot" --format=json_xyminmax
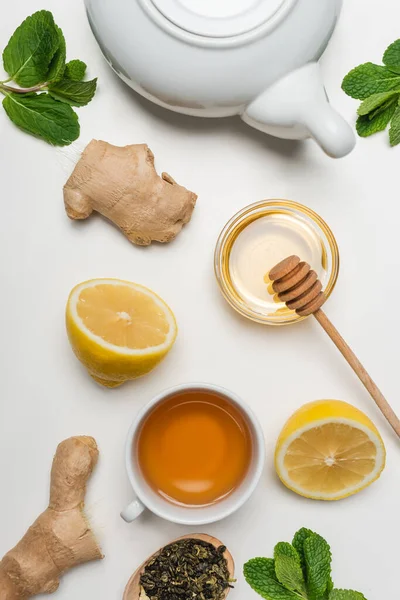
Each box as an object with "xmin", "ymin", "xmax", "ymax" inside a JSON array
[{"xmin": 85, "ymin": 0, "xmax": 355, "ymax": 158}]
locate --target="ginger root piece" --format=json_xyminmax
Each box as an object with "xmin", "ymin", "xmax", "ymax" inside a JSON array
[
  {"xmin": 0, "ymin": 436, "xmax": 103, "ymax": 599},
  {"xmin": 64, "ymin": 140, "xmax": 197, "ymax": 246}
]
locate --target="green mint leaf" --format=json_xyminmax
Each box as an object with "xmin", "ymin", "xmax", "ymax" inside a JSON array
[
  {"xmin": 342, "ymin": 63, "xmax": 400, "ymax": 100},
  {"xmin": 356, "ymin": 99, "xmax": 397, "ymax": 137},
  {"xmin": 292, "ymin": 528, "xmax": 314, "ymax": 576},
  {"xmin": 3, "ymin": 10, "xmax": 59, "ymax": 86},
  {"xmin": 273, "ymin": 542, "xmax": 306, "ymax": 594},
  {"xmin": 245, "ymin": 557, "xmax": 278, "ymax": 582},
  {"xmin": 389, "ymin": 106, "xmax": 400, "ymax": 146},
  {"xmin": 48, "ymin": 78, "xmax": 97, "ymax": 107},
  {"xmin": 3, "ymin": 92, "xmax": 79, "ymax": 145},
  {"xmin": 46, "ymin": 25, "xmax": 66, "ymax": 82},
  {"xmin": 244, "ymin": 558, "xmax": 298, "ymax": 600},
  {"xmin": 326, "ymin": 576, "xmax": 334, "ymax": 598},
  {"xmin": 329, "ymin": 590, "xmax": 367, "ymax": 600},
  {"xmin": 321, "ymin": 577, "xmax": 334, "ymax": 599},
  {"xmin": 64, "ymin": 59, "xmax": 87, "ymax": 81},
  {"xmin": 292, "ymin": 528, "xmax": 334, "ymax": 597},
  {"xmin": 383, "ymin": 39, "xmax": 400, "ymax": 74},
  {"xmin": 368, "ymin": 96, "xmax": 397, "ymax": 120},
  {"xmin": 357, "ymin": 91, "xmax": 400, "ymax": 115},
  {"xmin": 304, "ymin": 534, "xmax": 332, "ymax": 600}
]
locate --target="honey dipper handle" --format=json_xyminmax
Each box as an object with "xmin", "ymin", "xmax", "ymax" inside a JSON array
[{"xmin": 314, "ymin": 309, "xmax": 400, "ymax": 437}]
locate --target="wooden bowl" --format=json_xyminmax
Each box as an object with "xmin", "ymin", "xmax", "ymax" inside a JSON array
[{"xmin": 123, "ymin": 533, "xmax": 235, "ymax": 600}]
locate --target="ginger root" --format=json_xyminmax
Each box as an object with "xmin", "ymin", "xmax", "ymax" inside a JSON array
[
  {"xmin": 0, "ymin": 436, "xmax": 103, "ymax": 599},
  {"xmin": 64, "ymin": 140, "xmax": 197, "ymax": 246}
]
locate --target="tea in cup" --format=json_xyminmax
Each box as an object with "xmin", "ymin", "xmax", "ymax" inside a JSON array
[{"xmin": 121, "ymin": 383, "xmax": 265, "ymax": 525}]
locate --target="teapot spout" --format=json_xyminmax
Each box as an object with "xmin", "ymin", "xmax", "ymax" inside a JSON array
[{"xmin": 242, "ymin": 63, "xmax": 355, "ymax": 158}]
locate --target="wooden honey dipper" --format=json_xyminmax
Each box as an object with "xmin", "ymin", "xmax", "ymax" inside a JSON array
[{"xmin": 269, "ymin": 255, "xmax": 400, "ymax": 437}]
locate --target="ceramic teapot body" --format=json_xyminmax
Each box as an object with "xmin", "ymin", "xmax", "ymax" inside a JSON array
[{"xmin": 85, "ymin": 0, "xmax": 355, "ymax": 157}]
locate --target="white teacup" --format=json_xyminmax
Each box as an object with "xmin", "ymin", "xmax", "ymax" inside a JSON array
[{"xmin": 121, "ymin": 383, "xmax": 265, "ymax": 525}]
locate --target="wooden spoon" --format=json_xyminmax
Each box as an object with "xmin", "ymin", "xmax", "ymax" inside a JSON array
[
  {"xmin": 269, "ymin": 255, "xmax": 400, "ymax": 437},
  {"xmin": 123, "ymin": 533, "xmax": 235, "ymax": 600}
]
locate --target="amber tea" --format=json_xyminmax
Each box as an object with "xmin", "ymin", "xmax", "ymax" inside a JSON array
[{"xmin": 136, "ymin": 390, "xmax": 253, "ymax": 506}]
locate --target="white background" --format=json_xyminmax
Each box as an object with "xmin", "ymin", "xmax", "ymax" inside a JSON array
[{"xmin": 0, "ymin": 1, "xmax": 399, "ymax": 598}]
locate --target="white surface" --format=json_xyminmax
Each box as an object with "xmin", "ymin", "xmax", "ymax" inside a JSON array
[{"xmin": 0, "ymin": 0, "xmax": 399, "ymax": 598}]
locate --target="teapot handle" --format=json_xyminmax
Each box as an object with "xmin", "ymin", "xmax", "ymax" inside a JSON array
[{"xmin": 242, "ymin": 63, "xmax": 356, "ymax": 158}]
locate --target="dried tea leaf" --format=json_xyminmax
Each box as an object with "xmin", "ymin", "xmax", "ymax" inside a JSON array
[{"xmin": 140, "ymin": 539, "xmax": 233, "ymax": 600}]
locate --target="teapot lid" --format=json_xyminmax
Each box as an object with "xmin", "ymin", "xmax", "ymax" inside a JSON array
[{"xmin": 150, "ymin": 0, "xmax": 292, "ymax": 38}]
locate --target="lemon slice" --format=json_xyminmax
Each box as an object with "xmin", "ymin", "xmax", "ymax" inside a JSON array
[
  {"xmin": 275, "ymin": 400, "xmax": 386, "ymax": 500},
  {"xmin": 66, "ymin": 279, "xmax": 177, "ymax": 387}
]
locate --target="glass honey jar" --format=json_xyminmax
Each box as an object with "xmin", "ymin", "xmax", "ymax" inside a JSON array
[{"xmin": 214, "ymin": 200, "xmax": 339, "ymax": 325}]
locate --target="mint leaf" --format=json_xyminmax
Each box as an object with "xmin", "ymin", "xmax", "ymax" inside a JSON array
[
  {"xmin": 3, "ymin": 92, "xmax": 79, "ymax": 145},
  {"xmin": 357, "ymin": 91, "xmax": 399, "ymax": 115},
  {"xmin": 342, "ymin": 63, "xmax": 400, "ymax": 100},
  {"xmin": 304, "ymin": 534, "xmax": 332, "ymax": 600},
  {"xmin": 244, "ymin": 558, "xmax": 298, "ymax": 600},
  {"xmin": 64, "ymin": 59, "xmax": 87, "ymax": 81},
  {"xmin": 292, "ymin": 528, "xmax": 314, "ymax": 576},
  {"xmin": 273, "ymin": 543, "xmax": 306, "ymax": 594},
  {"xmin": 356, "ymin": 99, "xmax": 397, "ymax": 137},
  {"xmin": 383, "ymin": 39, "xmax": 400, "ymax": 74},
  {"xmin": 292, "ymin": 528, "xmax": 334, "ymax": 597},
  {"xmin": 329, "ymin": 590, "xmax": 367, "ymax": 600},
  {"xmin": 46, "ymin": 25, "xmax": 66, "ymax": 82},
  {"xmin": 48, "ymin": 78, "xmax": 97, "ymax": 107},
  {"xmin": 326, "ymin": 576, "xmax": 335, "ymax": 598},
  {"xmin": 3, "ymin": 10, "xmax": 59, "ymax": 86},
  {"xmin": 245, "ymin": 557, "xmax": 278, "ymax": 582},
  {"xmin": 389, "ymin": 105, "xmax": 400, "ymax": 146}
]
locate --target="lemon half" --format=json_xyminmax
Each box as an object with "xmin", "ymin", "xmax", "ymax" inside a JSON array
[
  {"xmin": 66, "ymin": 279, "xmax": 177, "ymax": 387},
  {"xmin": 275, "ymin": 400, "xmax": 386, "ymax": 500}
]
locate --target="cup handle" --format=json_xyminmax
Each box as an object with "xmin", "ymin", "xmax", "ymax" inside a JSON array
[{"xmin": 120, "ymin": 497, "xmax": 146, "ymax": 522}]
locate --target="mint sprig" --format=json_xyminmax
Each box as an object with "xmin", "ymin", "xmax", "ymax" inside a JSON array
[
  {"xmin": 243, "ymin": 528, "xmax": 367, "ymax": 600},
  {"xmin": 342, "ymin": 40, "xmax": 400, "ymax": 145},
  {"xmin": 0, "ymin": 10, "xmax": 97, "ymax": 145}
]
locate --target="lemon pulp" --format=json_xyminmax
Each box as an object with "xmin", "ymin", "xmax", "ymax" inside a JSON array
[
  {"xmin": 275, "ymin": 400, "xmax": 386, "ymax": 500},
  {"xmin": 283, "ymin": 421, "xmax": 378, "ymax": 494},
  {"xmin": 76, "ymin": 283, "xmax": 170, "ymax": 350}
]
